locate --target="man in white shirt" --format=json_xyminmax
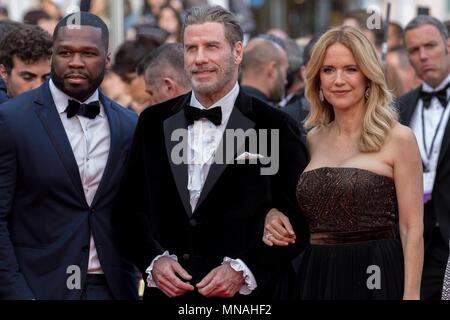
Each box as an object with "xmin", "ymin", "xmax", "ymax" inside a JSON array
[
  {"xmin": 0, "ymin": 12, "xmax": 138, "ymax": 299},
  {"xmin": 399, "ymin": 15, "xmax": 450, "ymax": 300},
  {"xmin": 114, "ymin": 5, "xmax": 309, "ymax": 302}
]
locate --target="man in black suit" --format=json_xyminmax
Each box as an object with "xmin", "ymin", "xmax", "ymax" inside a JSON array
[
  {"xmin": 399, "ymin": 15, "xmax": 450, "ymax": 300},
  {"xmin": 114, "ymin": 5, "xmax": 309, "ymax": 301},
  {"xmin": 0, "ymin": 12, "xmax": 138, "ymax": 299}
]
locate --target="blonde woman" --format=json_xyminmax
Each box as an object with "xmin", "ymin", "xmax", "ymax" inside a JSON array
[{"xmin": 263, "ymin": 26, "xmax": 423, "ymax": 299}]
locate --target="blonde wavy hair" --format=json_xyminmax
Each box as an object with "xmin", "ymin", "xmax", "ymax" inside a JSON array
[{"xmin": 304, "ymin": 26, "xmax": 398, "ymax": 152}]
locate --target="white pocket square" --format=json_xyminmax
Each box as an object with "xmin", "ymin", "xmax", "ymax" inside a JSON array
[{"xmin": 235, "ymin": 152, "xmax": 265, "ymax": 161}]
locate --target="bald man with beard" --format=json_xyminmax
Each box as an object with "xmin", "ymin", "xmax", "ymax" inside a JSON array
[{"xmin": 240, "ymin": 37, "xmax": 289, "ymax": 106}]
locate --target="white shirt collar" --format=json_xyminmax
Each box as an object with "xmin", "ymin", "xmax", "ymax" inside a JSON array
[
  {"xmin": 189, "ymin": 82, "xmax": 240, "ymax": 126},
  {"xmin": 49, "ymin": 79, "xmax": 104, "ymax": 117},
  {"xmin": 422, "ymin": 73, "xmax": 450, "ymax": 92}
]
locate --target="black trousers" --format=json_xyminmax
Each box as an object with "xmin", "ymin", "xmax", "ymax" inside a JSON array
[
  {"xmin": 421, "ymin": 228, "xmax": 449, "ymax": 300},
  {"xmin": 81, "ymin": 274, "xmax": 114, "ymax": 300}
]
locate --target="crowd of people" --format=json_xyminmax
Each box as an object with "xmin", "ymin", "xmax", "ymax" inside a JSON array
[{"xmin": 0, "ymin": 1, "xmax": 450, "ymax": 302}]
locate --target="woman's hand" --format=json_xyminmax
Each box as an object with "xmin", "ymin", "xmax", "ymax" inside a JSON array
[{"xmin": 262, "ymin": 208, "xmax": 297, "ymax": 246}]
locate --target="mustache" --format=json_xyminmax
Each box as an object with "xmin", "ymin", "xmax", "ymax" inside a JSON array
[{"xmin": 191, "ymin": 66, "xmax": 216, "ymax": 73}]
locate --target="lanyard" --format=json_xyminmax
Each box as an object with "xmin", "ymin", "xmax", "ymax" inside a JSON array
[{"xmin": 421, "ymin": 100, "xmax": 448, "ymax": 171}]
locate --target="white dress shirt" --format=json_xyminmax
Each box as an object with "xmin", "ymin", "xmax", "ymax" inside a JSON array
[
  {"xmin": 410, "ymin": 74, "xmax": 450, "ymax": 173},
  {"xmin": 49, "ymin": 79, "xmax": 110, "ymax": 274},
  {"xmin": 187, "ymin": 83, "xmax": 237, "ymax": 211},
  {"xmin": 146, "ymin": 82, "xmax": 257, "ymax": 294}
]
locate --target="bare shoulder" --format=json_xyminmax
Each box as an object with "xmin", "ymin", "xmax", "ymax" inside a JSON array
[
  {"xmin": 389, "ymin": 121, "xmax": 418, "ymax": 146},
  {"xmin": 385, "ymin": 122, "xmax": 420, "ymax": 162}
]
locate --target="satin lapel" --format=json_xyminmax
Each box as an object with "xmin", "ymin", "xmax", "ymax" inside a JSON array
[
  {"xmin": 401, "ymin": 87, "xmax": 421, "ymax": 125},
  {"xmin": 164, "ymin": 94, "xmax": 192, "ymax": 216},
  {"xmin": 91, "ymin": 94, "xmax": 122, "ymax": 207},
  {"xmin": 437, "ymin": 104, "xmax": 450, "ymax": 173},
  {"xmin": 33, "ymin": 81, "xmax": 87, "ymax": 206}
]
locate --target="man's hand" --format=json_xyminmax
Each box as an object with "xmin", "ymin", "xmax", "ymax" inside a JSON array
[
  {"xmin": 196, "ymin": 263, "xmax": 245, "ymax": 298},
  {"xmin": 263, "ymin": 208, "xmax": 296, "ymax": 246},
  {"xmin": 151, "ymin": 256, "xmax": 195, "ymax": 297}
]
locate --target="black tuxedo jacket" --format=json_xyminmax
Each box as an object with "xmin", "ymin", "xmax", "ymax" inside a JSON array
[
  {"xmin": 398, "ymin": 86, "xmax": 450, "ymax": 248},
  {"xmin": 0, "ymin": 81, "xmax": 138, "ymax": 299},
  {"xmin": 113, "ymin": 90, "xmax": 309, "ymax": 300}
]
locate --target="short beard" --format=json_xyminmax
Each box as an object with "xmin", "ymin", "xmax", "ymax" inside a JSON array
[
  {"xmin": 270, "ymin": 70, "xmax": 285, "ymax": 103},
  {"xmin": 190, "ymin": 54, "xmax": 236, "ymax": 95},
  {"xmin": 50, "ymin": 63, "xmax": 106, "ymax": 101}
]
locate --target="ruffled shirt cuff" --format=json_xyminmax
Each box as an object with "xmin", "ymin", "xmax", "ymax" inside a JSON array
[
  {"xmin": 145, "ymin": 251, "xmax": 178, "ymax": 288},
  {"xmin": 222, "ymin": 257, "xmax": 257, "ymax": 295}
]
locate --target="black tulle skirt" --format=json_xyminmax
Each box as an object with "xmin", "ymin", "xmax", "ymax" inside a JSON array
[{"xmin": 295, "ymin": 239, "xmax": 404, "ymax": 300}]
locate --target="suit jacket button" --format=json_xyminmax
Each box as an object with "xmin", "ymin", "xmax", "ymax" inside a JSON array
[
  {"xmin": 182, "ymin": 254, "xmax": 190, "ymax": 261},
  {"xmin": 82, "ymin": 245, "xmax": 89, "ymax": 252},
  {"xmin": 189, "ymin": 219, "xmax": 197, "ymax": 227},
  {"xmin": 90, "ymin": 208, "xmax": 95, "ymax": 214}
]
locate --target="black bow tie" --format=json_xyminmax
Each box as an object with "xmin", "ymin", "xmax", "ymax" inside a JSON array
[
  {"xmin": 65, "ymin": 99, "xmax": 100, "ymax": 119},
  {"xmin": 185, "ymin": 105, "xmax": 222, "ymax": 126},
  {"xmin": 420, "ymin": 83, "xmax": 450, "ymax": 109}
]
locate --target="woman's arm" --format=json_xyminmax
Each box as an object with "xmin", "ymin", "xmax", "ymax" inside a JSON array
[
  {"xmin": 262, "ymin": 127, "xmax": 318, "ymax": 247},
  {"xmin": 392, "ymin": 124, "xmax": 424, "ymax": 300}
]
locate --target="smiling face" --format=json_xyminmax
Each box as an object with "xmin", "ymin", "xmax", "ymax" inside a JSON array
[
  {"xmin": 320, "ymin": 42, "xmax": 367, "ymax": 111},
  {"xmin": 404, "ymin": 24, "xmax": 450, "ymax": 88},
  {"xmin": 183, "ymin": 22, "xmax": 242, "ymax": 105},
  {"xmin": 51, "ymin": 25, "xmax": 110, "ymax": 101}
]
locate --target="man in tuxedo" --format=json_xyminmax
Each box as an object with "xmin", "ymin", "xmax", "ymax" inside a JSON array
[
  {"xmin": 399, "ymin": 15, "xmax": 450, "ymax": 300},
  {"xmin": 113, "ymin": 5, "xmax": 309, "ymax": 301},
  {"xmin": 0, "ymin": 12, "xmax": 138, "ymax": 299}
]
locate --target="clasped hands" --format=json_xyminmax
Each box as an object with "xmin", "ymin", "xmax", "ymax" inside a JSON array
[{"xmin": 151, "ymin": 256, "xmax": 245, "ymax": 298}]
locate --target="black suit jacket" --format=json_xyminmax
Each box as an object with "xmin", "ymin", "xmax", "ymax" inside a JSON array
[
  {"xmin": 241, "ymin": 85, "xmax": 270, "ymax": 104},
  {"xmin": 113, "ymin": 90, "xmax": 309, "ymax": 300},
  {"xmin": 397, "ymin": 86, "xmax": 450, "ymax": 249},
  {"xmin": 0, "ymin": 81, "xmax": 138, "ymax": 299}
]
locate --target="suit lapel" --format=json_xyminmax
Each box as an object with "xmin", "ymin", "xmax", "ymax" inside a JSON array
[
  {"xmin": 437, "ymin": 103, "xmax": 450, "ymax": 172},
  {"xmin": 91, "ymin": 93, "xmax": 122, "ymax": 207},
  {"xmin": 401, "ymin": 87, "xmax": 420, "ymax": 125},
  {"xmin": 195, "ymin": 91, "xmax": 255, "ymax": 212},
  {"xmin": 164, "ymin": 94, "xmax": 192, "ymax": 216},
  {"xmin": 33, "ymin": 82, "xmax": 87, "ymax": 206},
  {"xmin": 401, "ymin": 85, "xmax": 450, "ymax": 176}
]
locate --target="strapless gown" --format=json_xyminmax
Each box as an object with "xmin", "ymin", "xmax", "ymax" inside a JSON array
[{"xmin": 295, "ymin": 167, "xmax": 404, "ymax": 299}]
